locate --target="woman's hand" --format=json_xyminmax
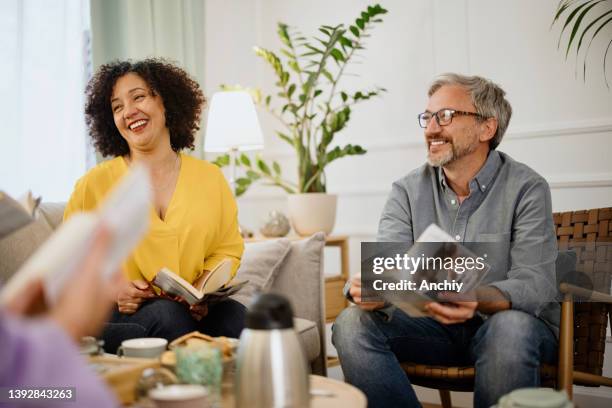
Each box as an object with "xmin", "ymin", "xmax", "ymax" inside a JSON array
[
  {"xmin": 117, "ymin": 279, "xmax": 156, "ymax": 314},
  {"xmin": 189, "ymin": 303, "xmax": 209, "ymax": 321}
]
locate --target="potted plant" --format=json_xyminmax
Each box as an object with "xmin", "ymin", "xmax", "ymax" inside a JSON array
[{"xmin": 213, "ymin": 4, "xmax": 388, "ymax": 235}]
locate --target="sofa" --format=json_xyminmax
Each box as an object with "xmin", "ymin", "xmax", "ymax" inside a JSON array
[{"xmin": 0, "ymin": 203, "xmax": 327, "ymax": 375}]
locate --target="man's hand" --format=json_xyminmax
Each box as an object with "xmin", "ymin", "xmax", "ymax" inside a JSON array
[
  {"xmin": 117, "ymin": 279, "xmax": 156, "ymax": 314},
  {"xmin": 348, "ymin": 276, "xmax": 385, "ymax": 311},
  {"xmin": 425, "ymin": 292, "xmax": 477, "ymax": 324},
  {"xmin": 189, "ymin": 303, "xmax": 209, "ymax": 321}
]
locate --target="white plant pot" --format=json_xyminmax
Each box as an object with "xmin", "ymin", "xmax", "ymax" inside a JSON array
[{"xmin": 287, "ymin": 193, "xmax": 337, "ymax": 236}]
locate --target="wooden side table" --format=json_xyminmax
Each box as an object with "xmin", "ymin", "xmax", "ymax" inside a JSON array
[{"xmin": 322, "ymin": 235, "xmax": 349, "ymax": 323}]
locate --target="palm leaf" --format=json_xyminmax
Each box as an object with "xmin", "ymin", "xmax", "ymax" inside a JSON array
[
  {"xmin": 582, "ymin": 14, "xmax": 612, "ymax": 81},
  {"xmin": 553, "ymin": 0, "xmax": 612, "ymax": 85},
  {"xmin": 557, "ymin": 1, "xmax": 592, "ymax": 50},
  {"xmin": 603, "ymin": 37, "xmax": 612, "ymax": 87},
  {"xmin": 565, "ymin": 1, "xmax": 605, "ymax": 58}
]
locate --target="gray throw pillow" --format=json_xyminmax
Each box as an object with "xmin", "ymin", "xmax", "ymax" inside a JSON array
[
  {"xmin": 230, "ymin": 238, "xmax": 292, "ymax": 306},
  {"xmin": 0, "ymin": 215, "xmax": 54, "ymax": 285},
  {"xmin": 270, "ymin": 232, "xmax": 325, "ymax": 324}
]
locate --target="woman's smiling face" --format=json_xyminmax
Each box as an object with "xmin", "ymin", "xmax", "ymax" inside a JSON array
[{"xmin": 110, "ymin": 72, "xmax": 169, "ymax": 152}]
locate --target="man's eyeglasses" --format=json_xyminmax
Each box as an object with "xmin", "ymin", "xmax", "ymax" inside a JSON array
[{"xmin": 417, "ymin": 109, "xmax": 486, "ymax": 128}]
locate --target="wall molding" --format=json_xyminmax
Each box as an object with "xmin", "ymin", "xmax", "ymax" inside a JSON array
[
  {"xmin": 260, "ymin": 118, "xmax": 612, "ymax": 159},
  {"xmin": 238, "ymin": 172, "xmax": 612, "ymax": 202}
]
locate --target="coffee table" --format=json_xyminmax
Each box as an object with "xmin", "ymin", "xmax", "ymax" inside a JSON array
[{"xmin": 221, "ymin": 375, "xmax": 366, "ymax": 408}]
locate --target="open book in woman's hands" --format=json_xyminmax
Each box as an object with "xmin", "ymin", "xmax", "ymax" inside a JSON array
[{"xmin": 152, "ymin": 259, "xmax": 247, "ymax": 306}]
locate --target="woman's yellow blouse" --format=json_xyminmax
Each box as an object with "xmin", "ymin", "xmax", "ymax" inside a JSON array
[{"xmin": 63, "ymin": 154, "xmax": 244, "ymax": 284}]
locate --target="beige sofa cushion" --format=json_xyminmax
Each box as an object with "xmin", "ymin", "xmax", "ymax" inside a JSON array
[
  {"xmin": 0, "ymin": 203, "xmax": 66, "ymax": 284},
  {"xmin": 270, "ymin": 233, "xmax": 325, "ymax": 326},
  {"xmin": 294, "ymin": 317, "xmax": 320, "ymax": 363},
  {"xmin": 231, "ymin": 238, "xmax": 292, "ymax": 307},
  {"xmin": 0, "ymin": 215, "xmax": 53, "ymax": 284}
]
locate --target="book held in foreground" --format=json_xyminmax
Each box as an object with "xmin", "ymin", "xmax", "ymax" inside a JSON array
[
  {"xmin": 0, "ymin": 190, "xmax": 41, "ymax": 240},
  {"xmin": 0, "ymin": 165, "xmax": 152, "ymax": 306},
  {"xmin": 153, "ymin": 259, "xmax": 248, "ymax": 306}
]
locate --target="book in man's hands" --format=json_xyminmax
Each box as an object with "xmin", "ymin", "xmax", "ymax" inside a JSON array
[
  {"xmin": 0, "ymin": 191, "xmax": 41, "ymax": 240},
  {"xmin": 0, "ymin": 164, "xmax": 151, "ymax": 307},
  {"xmin": 365, "ymin": 224, "xmax": 490, "ymax": 317},
  {"xmin": 153, "ymin": 259, "xmax": 248, "ymax": 306}
]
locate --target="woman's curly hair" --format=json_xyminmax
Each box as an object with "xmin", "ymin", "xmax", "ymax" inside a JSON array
[{"xmin": 85, "ymin": 58, "xmax": 205, "ymax": 157}]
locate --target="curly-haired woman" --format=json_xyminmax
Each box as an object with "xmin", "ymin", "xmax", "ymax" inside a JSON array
[{"xmin": 64, "ymin": 59, "xmax": 245, "ymax": 352}]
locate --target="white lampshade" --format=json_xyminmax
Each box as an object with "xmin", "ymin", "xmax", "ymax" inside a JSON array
[{"xmin": 204, "ymin": 91, "xmax": 264, "ymax": 152}]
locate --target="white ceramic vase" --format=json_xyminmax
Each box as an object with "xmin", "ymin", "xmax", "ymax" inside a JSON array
[{"xmin": 287, "ymin": 193, "xmax": 337, "ymax": 236}]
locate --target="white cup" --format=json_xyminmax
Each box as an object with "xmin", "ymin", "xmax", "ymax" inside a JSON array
[
  {"xmin": 117, "ymin": 338, "xmax": 168, "ymax": 359},
  {"xmin": 149, "ymin": 384, "xmax": 209, "ymax": 408},
  {"xmin": 495, "ymin": 388, "xmax": 573, "ymax": 408}
]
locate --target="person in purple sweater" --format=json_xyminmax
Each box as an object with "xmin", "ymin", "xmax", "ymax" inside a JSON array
[{"xmin": 1, "ymin": 227, "xmax": 122, "ymax": 408}]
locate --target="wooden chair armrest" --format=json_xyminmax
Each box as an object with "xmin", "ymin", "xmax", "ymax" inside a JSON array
[{"xmin": 559, "ymin": 283, "xmax": 612, "ymax": 303}]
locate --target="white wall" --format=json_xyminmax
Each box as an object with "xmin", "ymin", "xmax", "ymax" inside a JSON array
[{"xmin": 204, "ymin": 1, "xmax": 612, "ymax": 406}]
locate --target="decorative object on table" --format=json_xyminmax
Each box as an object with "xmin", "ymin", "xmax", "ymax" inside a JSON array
[
  {"xmin": 259, "ymin": 210, "xmax": 291, "ymax": 237},
  {"xmin": 235, "ymin": 293, "xmax": 310, "ymax": 408},
  {"xmin": 551, "ymin": 0, "xmax": 612, "ymax": 87},
  {"xmin": 494, "ymin": 387, "xmax": 573, "ymax": 408},
  {"xmin": 212, "ymin": 4, "xmax": 388, "ymax": 235},
  {"xmin": 148, "ymin": 384, "xmax": 210, "ymax": 408},
  {"xmin": 117, "ymin": 337, "xmax": 168, "ymax": 359},
  {"xmin": 164, "ymin": 332, "xmax": 239, "ymax": 388},
  {"xmin": 88, "ymin": 355, "xmax": 160, "ymax": 405},
  {"xmin": 239, "ymin": 225, "xmax": 254, "ymax": 239},
  {"xmin": 135, "ymin": 367, "xmax": 178, "ymax": 400},
  {"xmin": 168, "ymin": 331, "xmax": 239, "ymax": 358},
  {"xmin": 175, "ymin": 343, "xmax": 223, "ymax": 405},
  {"xmin": 287, "ymin": 193, "xmax": 336, "ymax": 236},
  {"xmin": 79, "ymin": 336, "xmax": 104, "ymax": 356},
  {"xmin": 204, "ymin": 91, "xmax": 264, "ymax": 195}
]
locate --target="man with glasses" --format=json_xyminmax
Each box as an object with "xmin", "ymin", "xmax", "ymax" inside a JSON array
[{"xmin": 332, "ymin": 73, "xmax": 558, "ymax": 408}]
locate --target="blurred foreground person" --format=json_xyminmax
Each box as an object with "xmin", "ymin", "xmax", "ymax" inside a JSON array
[{"xmin": 1, "ymin": 227, "xmax": 122, "ymax": 408}]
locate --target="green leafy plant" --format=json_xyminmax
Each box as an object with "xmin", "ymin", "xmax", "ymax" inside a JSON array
[
  {"xmin": 552, "ymin": 0, "xmax": 612, "ymax": 87},
  {"xmin": 214, "ymin": 4, "xmax": 388, "ymax": 196}
]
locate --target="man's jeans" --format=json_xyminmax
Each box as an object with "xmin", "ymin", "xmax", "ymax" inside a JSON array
[
  {"xmin": 332, "ymin": 306, "xmax": 558, "ymax": 408},
  {"xmin": 102, "ymin": 298, "xmax": 246, "ymax": 353}
]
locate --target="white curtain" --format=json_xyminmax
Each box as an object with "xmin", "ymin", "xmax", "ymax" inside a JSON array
[
  {"xmin": 0, "ymin": 0, "xmax": 93, "ymax": 201},
  {"xmin": 90, "ymin": 0, "xmax": 206, "ymax": 154}
]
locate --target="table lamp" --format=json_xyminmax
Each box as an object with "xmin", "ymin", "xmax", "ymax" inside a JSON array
[{"xmin": 204, "ymin": 91, "xmax": 264, "ymax": 191}]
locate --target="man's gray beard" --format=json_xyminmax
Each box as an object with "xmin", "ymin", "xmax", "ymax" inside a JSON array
[{"xmin": 427, "ymin": 138, "xmax": 478, "ymax": 167}]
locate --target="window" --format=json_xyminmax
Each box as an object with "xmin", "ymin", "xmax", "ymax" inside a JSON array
[{"xmin": 0, "ymin": 0, "xmax": 93, "ymax": 201}]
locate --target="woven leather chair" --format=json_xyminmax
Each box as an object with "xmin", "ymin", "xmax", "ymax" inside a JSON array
[{"xmin": 400, "ymin": 207, "xmax": 612, "ymax": 408}]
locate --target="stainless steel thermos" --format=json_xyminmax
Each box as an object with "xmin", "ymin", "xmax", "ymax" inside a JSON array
[{"xmin": 235, "ymin": 293, "xmax": 310, "ymax": 407}]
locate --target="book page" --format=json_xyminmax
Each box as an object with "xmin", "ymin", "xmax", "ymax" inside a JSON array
[
  {"xmin": 153, "ymin": 268, "xmax": 201, "ymax": 305},
  {"xmin": 201, "ymin": 259, "xmax": 233, "ymax": 294}
]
